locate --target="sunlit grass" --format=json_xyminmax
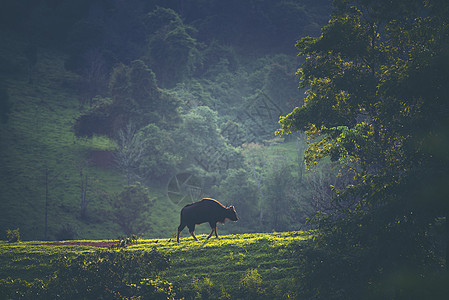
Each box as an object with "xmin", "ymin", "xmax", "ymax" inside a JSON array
[
  {"xmin": 138, "ymin": 231, "xmax": 310, "ymax": 293},
  {"xmin": 0, "ymin": 231, "xmax": 311, "ymax": 290}
]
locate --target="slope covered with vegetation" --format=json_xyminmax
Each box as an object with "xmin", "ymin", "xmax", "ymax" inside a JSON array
[
  {"xmin": 0, "ymin": 34, "xmax": 123, "ymax": 240},
  {"xmin": 0, "ymin": 0, "xmax": 332, "ymax": 241},
  {"xmin": 0, "ymin": 232, "xmax": 309, "ymax": 299}
]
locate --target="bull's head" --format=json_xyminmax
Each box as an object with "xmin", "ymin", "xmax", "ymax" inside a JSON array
[{"xmin": 227, "ymin": 205, "xmax": 239, "ymax": 221}]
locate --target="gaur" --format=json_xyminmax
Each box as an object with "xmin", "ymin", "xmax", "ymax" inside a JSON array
[{"xmin": 177, "ymin": 198, "xmax": 238, "ymax": 242}]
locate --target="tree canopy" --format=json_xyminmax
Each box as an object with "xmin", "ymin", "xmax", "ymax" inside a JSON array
[{"xmin": 278, "ymin": 0, "xmax": 449, "ymax": 297}]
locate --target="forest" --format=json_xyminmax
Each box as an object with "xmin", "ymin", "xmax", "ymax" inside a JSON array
[
  {"xmin": 1, "ymin": 0, "xmax": 449, "ymax": 298},
  {"xmin": 0, "ymin": 0, "xmax": 331, "ymax": 240}
]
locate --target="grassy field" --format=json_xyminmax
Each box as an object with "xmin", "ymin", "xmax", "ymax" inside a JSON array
[{"xmin": 0, "ymin": 231, "xmax": 309, "ymax": 298}]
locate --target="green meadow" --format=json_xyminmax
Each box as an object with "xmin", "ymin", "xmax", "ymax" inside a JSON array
[{"xmin": 0, "ymin": 231, "xmax": 310, "ymax": 299}]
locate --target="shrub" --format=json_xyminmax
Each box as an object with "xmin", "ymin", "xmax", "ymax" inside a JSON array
[
  {"xmin": 0, "ymin": 249, "xmax": 174, "ymax": 299},
  {"xmin": 133, "ymin": 277, "xmax": 176, "ymax": 300},
  {"xmin": 54, "ymin": 224, "xmax": 77, "ymax": 241},
  {"xmin": 190, "ymin": 276, "xmax": 214, "ymax": 299},
  {"xmin": 239, "ymin": 268, "xmax": 266, "ymax": 298},
  {"xmin": 110, "ymin": 235, "xmax": 138, "ymax": 249},
  {"xmin": 0, "ymin": 278, "xmax": 45, "ymax": 299},
  {"xmin": 51, "ymin": 249, "xmax": 171, "ymax": 299},
  {"xmin": 6, "ymin": 228, "xmax": 20, "ymax": 243},
  {"xmin": 113, "ymin": 183, "xmax": 154, "ymax": 236}
]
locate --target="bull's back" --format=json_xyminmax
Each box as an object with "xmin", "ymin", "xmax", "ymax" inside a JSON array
[{"xmin": 180, "ymin": 198, "xmax": 225, "ymax": 224}]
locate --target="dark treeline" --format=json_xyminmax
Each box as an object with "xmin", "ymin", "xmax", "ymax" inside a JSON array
[{"xmin": 0, "ymin": 0, "xmax": 329, "ymax": 77}]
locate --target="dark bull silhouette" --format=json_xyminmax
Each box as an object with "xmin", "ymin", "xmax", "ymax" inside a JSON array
[{"xmin": 177, "ymin": 198, "xmax": 238, "ymax": 242}]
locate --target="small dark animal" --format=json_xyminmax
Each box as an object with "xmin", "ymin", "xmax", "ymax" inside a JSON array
[{"xmin": 177, "ymin": 198, "xmax": 238, "ymax": 242}]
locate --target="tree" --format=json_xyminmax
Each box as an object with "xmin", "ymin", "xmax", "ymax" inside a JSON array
[
  {"xmin": 218, "ymin": 168, "xmax": 259, "ymax": 231},
  {"xmin": 277, "ymin": 0, "xmax": 449, "ymax": 297},
  {"xmin": 79, "ymin": 167, "xmax": 89, "ymax": 219},
  {"xmin": 43, "ymin": 164, "xmax": 65, "ymax": 240},
  {"xmin": 262, "ymin": 162, "xmax": 295, "ymax": 232},
  {"xmin": 74, "ymin": 60, "xmax": 181, "ymax": 137},
  {"xmin": 241, "ymin": 139, "xmax": 310, "ymax": 231},
  {"xmin": 242, "ymin": 142, "xmax": 267, "ymax": 210},
  {"xmin": 136, "ymin": 123, "xmax": 182, "ymax": 180},
  {"xmin": 64, "ymin": 19, "xmax": 105, "ymax": 73},
  {"xmin": 114, "ymin": 123, "xmax": 146, "ymax": 185},
  {"xmin": 77, "ymin": 49, "xmax": 108, "ymax": 105},
  {"xmin": 114, "ymin": 123, "xmax": 181, "ymax": 183},
  {"xmin": 175, "ymin": 106, "xmax": 243, "ymax": 178},
  {"xmin": 113, "ymin": 183, "xmax": 154, "ymax": 236},
  {"xmin": 144, "ymin": 7, "xmax": 200, "ymax": 87},
  {"xmin": 0, "ymin": 85, "xmax": 11, "ymax": 124}
]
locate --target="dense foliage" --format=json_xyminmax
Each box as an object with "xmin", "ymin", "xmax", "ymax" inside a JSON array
[
  {"xmin": 112, "ymin": 183, "xmax": 154, "ymax": 236},
  {"xmin": 278, "ymin": 0, "xmax": 449, "ymax": 297},
  {"xmin": 1, "ymin": 248, "xmax": 173, "ymax": 299}
]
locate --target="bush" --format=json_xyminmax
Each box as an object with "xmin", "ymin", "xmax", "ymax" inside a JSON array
[
  {"xmin": 190, "ymin": 276, "xmax": 214, "ymax": 299},
  {"xmin": 50, "ymin": 249, "xmax": 171, "ymax": 298},
  {"xmin": 110, "ymin": 235, "xmax": 138, "ymax": 249},
  {"xmin": 0, "ymin": 278, "xmax": 45, "ymax": 299},
  {"xmin": 113, "ymin": 183, "xmax": 154, "ymax": 236},
  {"xmin": 6, "ymin": 228, "xmax": 20, "ymax": 243},
  {"xmin": 134, "ymin": 277, "xmax": 175, "ymax": 300},
  {"xmin": 239, "ymin": 268, "xmax": 266, "ymax": 298},
  {"xmin": 0, "ymin": 249, "xmax": 174, "ymax": 299},
  {"xmin": 54, "ymin": 224, "xmax": 77, "ymax": 241}
]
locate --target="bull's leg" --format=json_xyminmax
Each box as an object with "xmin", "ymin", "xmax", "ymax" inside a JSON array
[
  {"xmin": 207, "ymin": 228, "xmax": 215, "ymax": 239},
  {"xmin": 190, "ymin": 231, "xmax": 199, "ymax": 241},
  {"xmin": 207, "ymin": 222, "xmax": 218, "ymax": 239},
  {"xmin": 177, "ymin": 224, "xmax": 186, "ymax": 243},
  {"xmin": 188, "ymin": 224, "xmax": 198, "ymax": 241}
]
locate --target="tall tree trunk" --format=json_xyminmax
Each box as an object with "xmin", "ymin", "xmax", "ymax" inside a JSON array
[
  {"xmin": 446, "ymin": 212, "xmax": 449, "ymax": 271},
  {"xmin": 44, "ymin": 166, "xmax": 49, "ymax": 240}
]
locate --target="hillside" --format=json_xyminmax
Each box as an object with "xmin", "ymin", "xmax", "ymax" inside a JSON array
[
  {"xmin": 0, "ymin": 31, "xmax": 196, "ymax": 240},
  {"xmin": 0, "ymin": 231, "xmax": 310, "ymax": 299},
  {"xmin": 0, "ymin": 33, "xmax": 128, "ymax": 240},
  {"xmin": 0, "ymin": 0, "xmax": 329, "ymax": 241},
  {"xmin": 0, "ymin": 31, "xmax": 304, "ymax": 241}
]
